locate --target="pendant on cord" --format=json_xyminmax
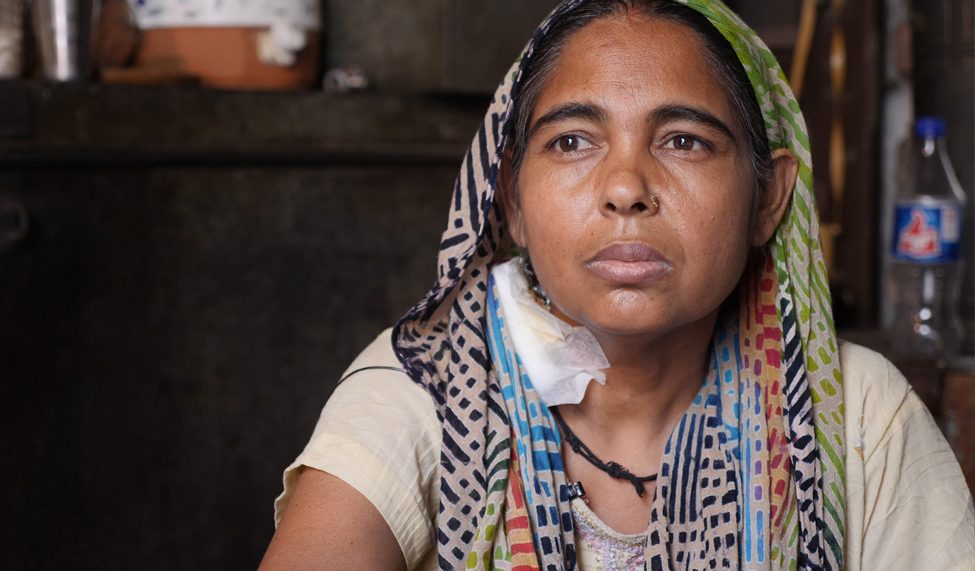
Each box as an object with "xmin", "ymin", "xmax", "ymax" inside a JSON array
[{"xmin": 551, "ymin": 407, "xmax": 658, "ymax": 498}]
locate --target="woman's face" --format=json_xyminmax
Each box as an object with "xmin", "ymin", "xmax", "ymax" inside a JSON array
[{"xmin": 509, "ymin": 15, "xmax": 763, "ymax": 341}]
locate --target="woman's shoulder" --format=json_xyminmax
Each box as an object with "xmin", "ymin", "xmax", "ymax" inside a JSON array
[
  {"xmin": 281, "ymin": 329, "xmax": 440, "ymax": 479},
  {"xmin": 838, "ymin": 340, "xmax": 975, "ymax": 571},
  {"xmin": 836, "ymin": 339, "xmax": 944, "ymax": 472},
  {"xmin": 836, "ymin": 340, "xmax": 956, "ymax": 450},
  {"xmin": 329, "ymin": 327, "xmax": 435, "ymax": 414},
  {"xmin": 276, "ymin": 328, "xmax": 442, "ymax": 570},
  {"xmin": 837, "ymin": 340, "xmax": 918, "ymax": 419}
]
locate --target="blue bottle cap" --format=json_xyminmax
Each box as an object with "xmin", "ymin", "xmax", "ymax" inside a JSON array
[{"xmin": 915, "ymin": 117, "xmax": 946, "ymax": 138}]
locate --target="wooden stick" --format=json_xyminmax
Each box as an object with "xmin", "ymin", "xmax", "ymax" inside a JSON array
[{"xmin": 790, "ymin": 0, "xmax": 819, "ymax": 98}]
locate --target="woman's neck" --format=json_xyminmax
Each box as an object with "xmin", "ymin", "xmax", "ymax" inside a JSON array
[{"xmin": 557, "ymin": 307, "xmax": 718, "ymax": 441}]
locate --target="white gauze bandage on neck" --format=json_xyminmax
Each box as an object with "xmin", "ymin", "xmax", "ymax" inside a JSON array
[{"xmin": 491, "ymin": 258, "xmax": 610, "ymax": 406}]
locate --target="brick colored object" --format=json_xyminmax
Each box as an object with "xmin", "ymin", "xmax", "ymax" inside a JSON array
[{"xmin": 137, "ymin": 28, "xmax": 319, "ymax": 90}]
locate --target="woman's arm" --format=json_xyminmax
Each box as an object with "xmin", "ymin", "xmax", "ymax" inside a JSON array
[{"xmin": 259, "ymin": 467, "xmax": 407, "ymax": 571}]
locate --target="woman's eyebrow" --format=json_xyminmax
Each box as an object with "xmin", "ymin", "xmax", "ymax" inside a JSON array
[
  {"xmin": 528, "ymin": 102, "xmax": 608, "ymax": 139},
  {"xmin": 650, "ymin": 104, "xmax": 737, "ymax": 142}
]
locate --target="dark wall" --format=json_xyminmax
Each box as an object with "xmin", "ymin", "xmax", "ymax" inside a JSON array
[
  {"xmin": 325, "ymin": 0, "xmax": 561, "ymax": 92},
  {"xmin": 913, "ymin": 0, "xmax": 975, "ymax": 351},
  {"xmin": 0, "ymin": 165, "xmax": 456, "ymax": 569}
]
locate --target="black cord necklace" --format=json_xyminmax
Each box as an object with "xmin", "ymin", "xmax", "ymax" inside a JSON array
[{"xmin": 551, "ymin": 407, "xmax": 658, "ymax": 498}]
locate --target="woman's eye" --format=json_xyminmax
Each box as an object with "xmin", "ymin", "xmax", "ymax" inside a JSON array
[
  {"xmin": 555, "ymin": 135, "xmax": 592, "ymax": 153},
  {"xmin": 666, "ymin": 134, "xmax": 712, "ymax": 152}
]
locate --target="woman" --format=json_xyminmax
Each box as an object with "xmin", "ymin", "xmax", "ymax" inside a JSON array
[{"xmin": 260, "ymin": 1, "xmax": 975, "ymax": 570}]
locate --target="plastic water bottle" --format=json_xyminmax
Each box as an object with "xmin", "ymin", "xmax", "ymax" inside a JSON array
[{"xmin": 889, "ymin": 117, "xmax": 967, "ymax": 360}]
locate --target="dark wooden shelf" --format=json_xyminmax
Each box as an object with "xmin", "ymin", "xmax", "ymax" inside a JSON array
[{"xmin": 0, "ymin": 80, "xmax": 488, "ymax": 166}]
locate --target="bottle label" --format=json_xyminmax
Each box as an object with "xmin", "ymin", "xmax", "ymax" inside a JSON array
[{"xmin": 893, "ymin": 204, "xmax": 963, "ymax": 262}]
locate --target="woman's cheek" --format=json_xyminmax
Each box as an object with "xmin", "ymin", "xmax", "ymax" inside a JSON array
[{"xmin": 526, "ymin": 187, "xmax": 590, "ymax": 246}]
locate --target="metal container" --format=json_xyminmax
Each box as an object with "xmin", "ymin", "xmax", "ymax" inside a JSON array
[
  {"xmin": 0, "ymin": 0, "xmax": 23, "ymax": 78},
  {"xmin": 32, "ymin": 0, "xmax": 80, "ymax": 80}
]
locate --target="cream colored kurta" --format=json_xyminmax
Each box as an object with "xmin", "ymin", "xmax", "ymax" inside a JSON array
[{"xmin": 274, "ymin": 329, "xmax": 975, "ymax": 571}]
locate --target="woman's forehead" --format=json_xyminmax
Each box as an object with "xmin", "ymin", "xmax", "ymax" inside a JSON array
[{"xmin": 530, "ymin": 16, "xmax": 738, "ymax": 132}]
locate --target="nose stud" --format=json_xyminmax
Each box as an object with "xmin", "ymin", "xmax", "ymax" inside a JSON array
[{"xmin": 650, "ymin": 194, "xmax": 659, "ymax": 209}]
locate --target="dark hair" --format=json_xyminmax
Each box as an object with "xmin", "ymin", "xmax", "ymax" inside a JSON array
[{"xmin": 508, "ymin": 0, "xmax": 774, "ymax": 200}]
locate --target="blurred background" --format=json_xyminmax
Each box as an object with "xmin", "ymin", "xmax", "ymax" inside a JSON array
[{"xmin": 0, "ymin": 0, "xmax": 971, "ymax": 568}]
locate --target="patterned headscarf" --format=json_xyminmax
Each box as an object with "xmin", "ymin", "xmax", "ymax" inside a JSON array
[{"xmin": 392, "ymin": 1, "xmax": 845, "ymax": 569}]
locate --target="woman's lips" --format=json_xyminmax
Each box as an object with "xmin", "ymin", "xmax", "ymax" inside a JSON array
[{"xmin": 586, "ymin": 242, "xmax": 672, "ymax": 284}]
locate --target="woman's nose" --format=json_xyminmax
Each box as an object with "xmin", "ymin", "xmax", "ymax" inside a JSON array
[{"xmin": 598, "ymin": 158, "xmax": 659, "ymax": 216}]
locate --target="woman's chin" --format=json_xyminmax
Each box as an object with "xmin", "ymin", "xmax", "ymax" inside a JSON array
[
  {"xmin": 561, "ymin": 302, "xmax": 676, "ymax": 340},
  {"xmin": 586, "ymin": 316, "xmax": 675, "ymax": 340},
  {"xmin": 559, "ymin": 296, "xmax": 722, "ymax": 346}
]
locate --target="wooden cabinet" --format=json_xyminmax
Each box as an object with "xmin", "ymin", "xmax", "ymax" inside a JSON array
[{"xmin": 0, "ymin": 81, "xmax": 485, "ymax": 570}]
